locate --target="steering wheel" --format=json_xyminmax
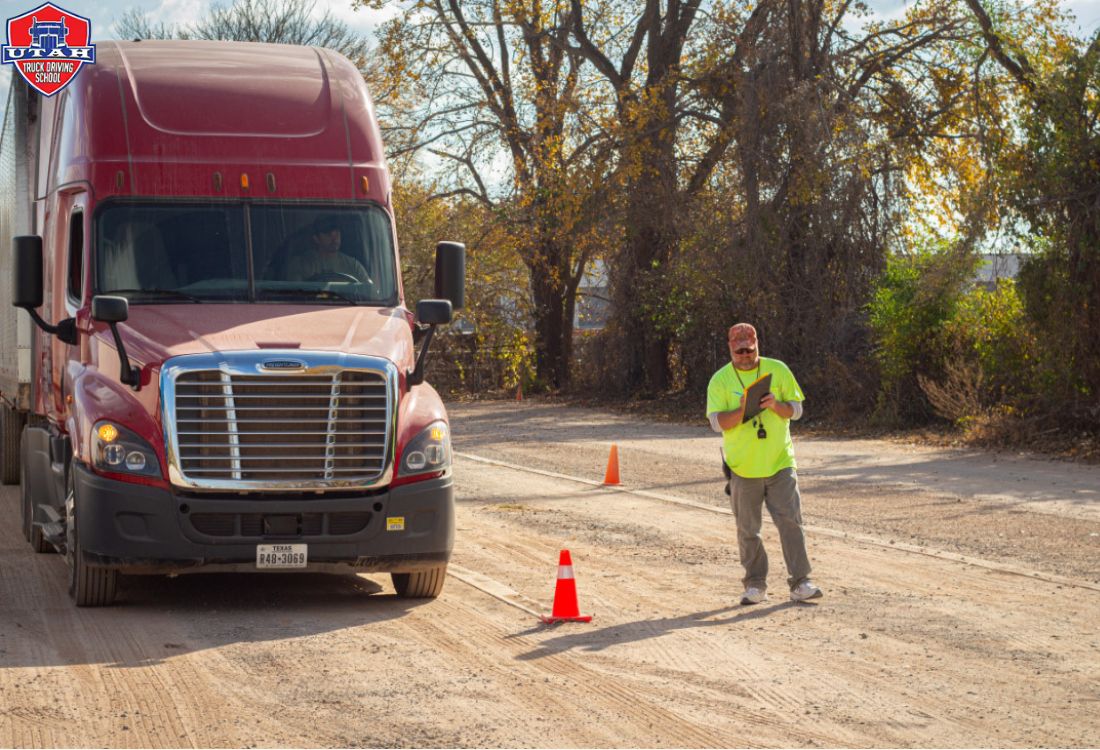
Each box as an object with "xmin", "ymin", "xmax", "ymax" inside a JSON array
[{"xmin": 307, "ymin": 271, "xmax": 359, "ymax": 283}]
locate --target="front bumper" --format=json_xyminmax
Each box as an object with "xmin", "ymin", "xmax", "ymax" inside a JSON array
[{"xmin": 73, "ymin": 462, "xmax": 454, "ymax": 575}]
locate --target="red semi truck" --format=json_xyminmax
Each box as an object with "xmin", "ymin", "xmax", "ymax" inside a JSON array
[{"xmin": 0, "ymin": 40, "xmax": 464, "ymax": 606}]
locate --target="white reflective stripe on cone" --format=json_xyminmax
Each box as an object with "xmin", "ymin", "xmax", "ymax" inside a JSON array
[{"xmin": 557, "ymin": 565, "xmax": 575, "ymax": 579}]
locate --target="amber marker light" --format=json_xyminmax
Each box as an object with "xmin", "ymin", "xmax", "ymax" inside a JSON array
[
  {"xmin": 361, "ymin": 175, "xmax": 370, "ymax": 194},
  {"xmin": 430, "ymin": 426, "xmax": 446, "ymax": 441},
  {"xmin": 97, "ymin": 424, "xmax": 119, "ymax": 443},
  {"xmin": 240, "ymin": 173, "xmax": 250, "ymax": 190}
]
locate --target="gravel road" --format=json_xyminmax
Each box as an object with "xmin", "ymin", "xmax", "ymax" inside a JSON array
[{"xmin": 1, "ymin": 400, "xmax": 1097, "ymax": 747}]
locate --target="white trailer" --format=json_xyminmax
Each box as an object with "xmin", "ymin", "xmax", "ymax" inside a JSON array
[{"xmin": 0, "ymin": 74, "xmax": 46, "ymax": 483}]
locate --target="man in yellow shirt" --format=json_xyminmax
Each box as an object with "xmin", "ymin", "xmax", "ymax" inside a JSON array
[{"xmin": 706, "ymin": 323, "xmax": 822, "ymax": 605}]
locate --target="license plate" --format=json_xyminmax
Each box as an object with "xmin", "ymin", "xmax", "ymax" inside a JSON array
[{"xmin": 256, "ymin": 544, "xmax": 308, "ymax": 569}]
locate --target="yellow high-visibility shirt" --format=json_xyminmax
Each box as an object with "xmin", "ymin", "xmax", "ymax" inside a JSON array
[{"xmin": 706, "ymin": 357, "xmax": 804, "ymax": 479}]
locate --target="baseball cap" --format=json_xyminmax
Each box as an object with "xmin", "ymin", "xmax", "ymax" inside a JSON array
[{"xmin": 728, "ymin": 323, "xmax": 758, "ymax": 350}]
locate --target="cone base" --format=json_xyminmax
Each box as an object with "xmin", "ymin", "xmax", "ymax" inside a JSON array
[
  {"xmin": 602, "ymin": 480, "xmax": 620, "ymax": 486},
  {"xmin": 539, "ymin": 614, "xmax": 593, "ymax": 623}
]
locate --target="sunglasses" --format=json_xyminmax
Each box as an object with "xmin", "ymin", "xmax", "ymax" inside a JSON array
[{"xmin": 732, "ymin": 347, "xmax": 756, "ymax": 355}]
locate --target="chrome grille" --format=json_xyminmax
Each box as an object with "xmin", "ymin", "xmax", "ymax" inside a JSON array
[{"xmin": 163, "ymin": 353, "xmax": 395, "ymax": 490}]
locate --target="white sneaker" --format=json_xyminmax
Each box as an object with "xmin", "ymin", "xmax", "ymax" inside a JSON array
[
  {"xmin": 790, "ymin": 580, "xmax": 823, "ymax": 602},
  {"xmin": 740, "ymin": 587, "xmax": 767, "ymax": 605}
]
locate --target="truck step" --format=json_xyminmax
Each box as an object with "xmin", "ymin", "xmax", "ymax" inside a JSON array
[
  {"xmin": 38, "ymin": 505, "xmax": 66, "ymax": 549},
  {"xmin": 39, "ymin": 521, "xmax": 66, "ymax": 550}
]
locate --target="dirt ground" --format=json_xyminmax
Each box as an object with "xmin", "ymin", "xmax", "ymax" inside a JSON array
[{"xmin": 1, "ymin": 399, "xmax": 1098, "ymax": 748}]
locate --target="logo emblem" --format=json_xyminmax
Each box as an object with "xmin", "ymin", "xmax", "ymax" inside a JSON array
[
  {"xmin": 2, "ymin": 2, "xmax": 95, "ymax": 97},
  {"xmin": 261, "ymin": 359, "xmax": 307, "ymax": 371}
]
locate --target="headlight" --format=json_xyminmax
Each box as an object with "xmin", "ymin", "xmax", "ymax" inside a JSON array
[
  {"xmin": 92, "ymin": 420, "xmax": 161, "ymax": 478},
  {"xmin": 398, "ymin": 421, "xmax": 451, "ymax": 477}
]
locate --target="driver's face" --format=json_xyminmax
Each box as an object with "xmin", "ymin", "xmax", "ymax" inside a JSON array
[{"xmin": 313, "ymin": 228, "xmax": 341, "ymax": 253}]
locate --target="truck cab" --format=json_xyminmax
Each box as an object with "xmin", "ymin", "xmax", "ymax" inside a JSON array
[{"xmin": 0, "ymin": 40, "xmax": 464, "ymax": 606}]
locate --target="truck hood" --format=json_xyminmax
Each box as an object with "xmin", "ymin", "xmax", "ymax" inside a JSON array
[{"xmin": 103, "ymin": 304, "xmax": 415, "ymax": 372}]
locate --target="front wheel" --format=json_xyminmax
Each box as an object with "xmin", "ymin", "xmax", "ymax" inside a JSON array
[
  {"xmin": 391, "ymin": 564, "xmax": 447, "ymax": 598},
  {"xmin": 66, "ymin": 467, "xmax": 118, "ymax": 607}
]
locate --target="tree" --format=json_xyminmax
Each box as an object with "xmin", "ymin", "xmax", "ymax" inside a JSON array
[
  {"xmin": 563, "ymin": 0, "xmax": 988, "ymax": 397},
  {"xmin": 560, "ymin": 0, "xmax": 770, "ymax": 394},
  {"xmin": 963, "ymin": 0, "xmax": 1100, "ymax": 423},
  {"xmin": 371, "ymin": 0, "xmax": 608, "ymax": 389},
  {"xmin": 114, "ymin": 0, "xmax": 372, "ymax": 72}
]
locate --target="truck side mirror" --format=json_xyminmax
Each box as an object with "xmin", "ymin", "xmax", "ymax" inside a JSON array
[
  {"xmin": 434, "ymin": 241, "xmax": 465, "ymax": 310},
  {"xmin": 92, "ymin": 295, "xmax": 129, "ymax": 323},
  {"xmin": 91, "ymin": 295, "xmax": 138, "ymax": 389},
  {"xmin": 407, "ymin": 299, "xmax": 454, "ymax": 387},
  {"xmin": 12, "ymin": 235, "xmax": 78, "ymax": 346},
  {"xmin": 12, "ymin": 235, "xmax": 44, "ymax": 309},
  {"xmin": 416, "ymin": 299, "xmax": 452, "ymax": 326}
]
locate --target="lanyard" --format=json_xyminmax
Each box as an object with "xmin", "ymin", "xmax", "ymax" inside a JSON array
[{"xmin": 733, "ymin": 362, "xmax": 760, "ymax": 393}]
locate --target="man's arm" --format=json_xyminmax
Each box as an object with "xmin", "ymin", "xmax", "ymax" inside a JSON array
[
  {"xmin": 709, "ymin": 392, "xmax": 746, "ymax": 431},
  {"xmin": 714, "ymin": 409, "xmax": 743, "ymax": 430},
  {"xmin": 760, "ymin": 393, "xmax": 803, "ymax": 420},
  {"xmin": 345, "ymin": 255, "xmax": 371, "ymax": 281}
]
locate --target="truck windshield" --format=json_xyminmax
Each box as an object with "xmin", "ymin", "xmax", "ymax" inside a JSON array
[{"xmin": 95, "ymin": 203, "xmax": 397, "ymax": 304}]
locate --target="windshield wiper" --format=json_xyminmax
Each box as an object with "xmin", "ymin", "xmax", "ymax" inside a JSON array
[
  {"xmin": 102, "ymin": 288, "xmax": 204, "ymax": 303},
  {"xmin": 263, "ymin": 287, "xmax": 360, "ymax": 304}
]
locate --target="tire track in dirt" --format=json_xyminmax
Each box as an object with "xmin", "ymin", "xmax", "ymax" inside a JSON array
[
  {"xmin": 398, "ymin": 593, "xmax": 733, "ymax": 748},
  {"xmin": 40, "ymin": 608, "xmax": 184, "ymax": 747},
  {"xmin": 449, "ymin": 517, "xmax": 872, "ymax": 747},
  {"xmin": 452, "ymin": 450, "xmax": 1100, "ymax": 746},
  {"xmin": 180, "ymin": 631, "xmax": 357, "ymax": 746},
  {"xmin": 457, "ymin": 487, "xmax": 900, "ymax": 743}
]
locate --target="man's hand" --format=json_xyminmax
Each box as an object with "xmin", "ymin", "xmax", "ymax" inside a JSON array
[
  {"xmin": 715, "ymin": 392, "xmax": 746, "ymax": 431},
  {"xmin": 762, "ymin": 393, "xmax": 794, "ymax": 419}
]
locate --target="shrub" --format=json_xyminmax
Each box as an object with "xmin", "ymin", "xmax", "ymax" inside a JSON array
[{"xmin": 866, "ymin": 243, "xmax": 978, "ymax": 423}]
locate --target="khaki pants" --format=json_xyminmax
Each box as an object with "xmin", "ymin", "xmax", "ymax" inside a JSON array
[{"xmin": 730, "ymin": 468, "xmax": 812, "ymax": 591}]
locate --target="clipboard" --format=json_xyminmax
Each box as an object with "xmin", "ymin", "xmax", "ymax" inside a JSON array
[{"xmin": 740, "ymin": 373, "xmax": 772, "ymax": 423}]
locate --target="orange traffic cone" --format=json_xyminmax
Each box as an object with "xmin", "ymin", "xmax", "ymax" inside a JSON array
[
  {"xmin": 540, "ymin": 549, "xmax": 593, "ymax": 623},
  {"xmin": 603, "ymin": 443, "xmax": 620, "ymax": 486}
]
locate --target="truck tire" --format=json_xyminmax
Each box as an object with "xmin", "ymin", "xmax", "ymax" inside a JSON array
[
  {"xmin": 21, "ymin": 438, "xmax": 50, "ymax": 553},
  {"xmin": 1, "ymin": 405, "xmax": 24, "ymax": 485},
  {"xmin": 66, "ymin": 468, "xmax": 118, "ymax": 606},
  {"xmin": 391, "ymin": 564, "xmax": 447, "ymax": 598}
]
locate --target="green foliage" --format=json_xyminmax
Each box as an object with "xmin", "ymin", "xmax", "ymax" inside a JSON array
[
  {"xmin": 959, "ymin": 0, "xmax": 1099, "ymax": 424},
  {"xmin": 871, "ymin": 243, "xmax": 1050, "ymax": 429},
  {"xmin": 393, "ymin": 178, "xmax": 535, "ymax": 396},
  {"xmin": 1004, "ymin": 41, "xmax": 1100, "ymax": 411},
  {"xmin": 867, "ymin": 244, "xmax": 979, "ymax": 420},
  {"xmin": 946, "ymin": 278, "xmax": 1042, "ymax": 400}
]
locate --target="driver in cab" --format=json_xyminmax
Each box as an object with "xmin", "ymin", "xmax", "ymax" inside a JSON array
[{"xmin": 286, "ymin": 216, "xmax": 369, "ymax": 282}]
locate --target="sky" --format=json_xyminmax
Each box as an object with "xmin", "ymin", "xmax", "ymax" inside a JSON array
[
  {"xmin": 1, "ymin": 0, "xmax": 387, "ymax": 40},
  {"xmin": 3, "ymin": 0, "xmax": 1098, "ymax": 47},
  {"xmin": 2, "ymin": 1, "xmax": 1100, "ymax": 116}
]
